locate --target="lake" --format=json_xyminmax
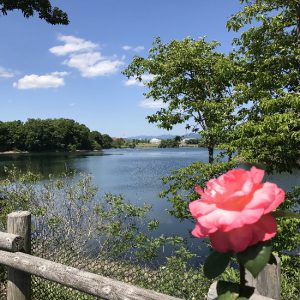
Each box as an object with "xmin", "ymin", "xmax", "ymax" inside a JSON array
[{"xmin": 0, "ymin": 148, "xmax": 299, "ymax": 258}]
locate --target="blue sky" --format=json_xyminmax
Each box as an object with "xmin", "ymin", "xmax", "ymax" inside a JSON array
[{"xmin": 0, "ymin": 0, "xmax": 243, "ymax": 137}]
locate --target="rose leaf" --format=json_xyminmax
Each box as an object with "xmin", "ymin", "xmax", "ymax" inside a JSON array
[
  {"xmin": 216, "ymin": 281, "xmax": 254, "ymax": 298},
  {"xmin": 204, "ymin": 250, "xmax": 232, "ymax": 279},
  {"xmin": 237, "ymin": 241, "xmax": 272, "ymax": 278},
  {"xmin": 213, "ymin": 291, "xmax": 237, "ymax": 300}
]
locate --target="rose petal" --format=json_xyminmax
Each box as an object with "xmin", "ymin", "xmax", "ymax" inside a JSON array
[
  {"xmin": 245, "ymin": 182, "xmax": 285, "ymax": 213},
  {"xmin": 209, "ymin": 214, "xmax": 277, "ymax": 253},
  {"xmin": 189, "ymin": 200, "xmax": 216, "ymax": 219},
  {"xmin": 264, "ymin": 186, "xmax": 285, "ymax": 214},
  {"xmin": 191, "ymin": 222, "xmax": 215, "ymax": 238},
  {"xmin": 209, "ymin": 230, "xmax": 234, "ymax": 253},
  {"xmin": 210, "ymin": 225, "xmax": 253, "ymax": 253},
  {"xmin": 197, "ymin": 207, "xmax": 264, "ymax": 232},
  {"xmin": 195, "ymin": 185, "xmax": 203, "ymax": 195},
  {"xmin": 250, "ymin": 166, "xmax": 265, "ymax": 184},
  {"xmin": 251, "ymin": 214, "xmax": 277, "ymax": 242},
  {"xmin": 189, "ymin": 166, "xmax": 284, "ymax": 253}
]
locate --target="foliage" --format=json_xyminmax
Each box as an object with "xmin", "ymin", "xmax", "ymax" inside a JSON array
[
  {"xmin": 185, "ymin": 138, "xmax": 199, "ymax": 145},
  {"xmin": 111, "ymin": 138, "xmax": 136, "ymax": 148},
  {"xmin": 123, "ymin": 37, "xmax": 239, "ymax": 163},
  {"xmin": 0, "ymin": 167, "xmax": 185, "ymax": 262},
  {"xmin": 204, "ymin": 251, "xmax": 232, "ymax": 279},
  {"xmin": 32, "ymin": 247, "xmax": 212, "ymax": 300},
  {"xmin": 224, "ymin": 0, "xmax": 300, "ymax": 173},
  {"xmin": 152, "ymin": 249, "xmax": 212, "ymax": 299},
  {"xmin": 272, "ymin": 187, "xmax": 300, "ymax": 272},
  {"xmin": 101, "ymin": 134, "xmax": 113, "ymax": 149},
  {"xmin": 281, "ymin": 266, "xmax": 300, "ymax": 300},
  {"xmin": 0, "ymin": 167, "xmax": 210, "ymax": 299},
  {"xmin": 220, "ymin": 265, "xmax": 299, "ymax": 300},
  {"xmin": 158, "ymin": 138, "xmax": 179, "ymax": 148},
  {"xmin": 0, "ymin": 0, "xmax": 69, "ymax": 24},
  {"xmin": 122, "ymin": 2, "xmax": 300, "ymax": 297},
  {"xmin": 160, "ymin": 161, "xmax": 237, "ymax": 219},
  {"xmin": 0, "ymin": 167, "xmax": 299, "ymax": 299},
  {"xmin": 0, "ymin": 118, "xmax": 113, "ymax": 152}
]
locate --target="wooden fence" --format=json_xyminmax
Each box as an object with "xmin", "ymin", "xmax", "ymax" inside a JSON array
[
  {"xmin": 0, "ymin": 211, "xmax": 182, "ymax": 300},
  {"xmin": 0, "ymin": 211, "xmax": 281, "ymax": 300}
]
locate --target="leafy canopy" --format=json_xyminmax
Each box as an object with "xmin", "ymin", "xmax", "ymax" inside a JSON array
[
  {"xmin": 225, "ymin": 0, "xmax": 300, "ymax": 172},
  {"xmin": 0, "ymin": 0, "xmax": 69, "ymax": 24},
  {"xmin": 123, "ymin": 37, "xmax": 239, "ymax": 162}
]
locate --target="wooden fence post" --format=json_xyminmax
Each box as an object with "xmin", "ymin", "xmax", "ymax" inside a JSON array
[
  {"xmin": 207, "ymin": 255, "xmax": 281, "ymax": 300},
  {"xmin": 7, "ymin": 211, "xmax": 31, "ymax": 300},
  {"xmin": 245, "ymin": 254, "xmax": 281, "ymax": 300}
]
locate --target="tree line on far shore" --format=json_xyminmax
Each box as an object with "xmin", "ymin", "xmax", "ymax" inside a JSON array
[{"xmin": 0, "ymin": 118, "xmax": 113, "ymax": 152}]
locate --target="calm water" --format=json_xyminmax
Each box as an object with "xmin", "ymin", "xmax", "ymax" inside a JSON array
[{"xmin": 0, "ymin": 148, "xmax": 299, "ymax": 257}]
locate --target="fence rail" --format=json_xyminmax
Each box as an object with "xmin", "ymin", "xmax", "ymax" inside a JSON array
[
  {"xmin": 0, "ymin": 211, "xmax": 281, "ymax": 300},
  {"xmin": 0, "ymin": 211, "xmax": 182, "ymax": 300}
]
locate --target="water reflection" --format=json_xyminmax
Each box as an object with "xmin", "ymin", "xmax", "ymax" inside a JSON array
[{"xmin": 0, "ymin": 151, "xmax": 105, "ymax": 178}]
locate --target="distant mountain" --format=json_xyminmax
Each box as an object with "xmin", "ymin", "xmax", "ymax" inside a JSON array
[
  {"xmin": 126, "ymin": 133, "xmax": 200, "ymax": 140},
  {"xmin": 125, "ymin": 135, "xmax": 173, "ymax": 140},
  {"xmin": 182, "ymin": 133, "xmax": 201, "ymax": 139}
]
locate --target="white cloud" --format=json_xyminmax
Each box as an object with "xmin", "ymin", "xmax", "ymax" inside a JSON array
[
  {"xmin": 64, "ymin": 52, "xmax": 123, "ymax": 77},
  {"xmin": 122, "ymin": 45, "xmax": 132, "ymax": 51},
  {"xmin": 13, "ymin": 72, "xmax": 68, "ymax": 89},
  {"xmin": 124, "ymin": 74, "xmax": 155, "ymax": 86},
  {"xmin": 133, "ymin": 46, "xmax": 145, "ymax": 52},
  {"xmin": 139, "ymin": 98, "xmax": 168, "ymax": 109},
  {"xmin": 50, "ymin": 35, "xmax": 123, "ymax": 78},
  {"xmin": 49, "ymin": 35, "xmax": 98, "ymax": 56},
  {"xmin": 0, "ymin": 66, "xmax": 14, "ymax": 78},
  {"xmin": 122, "ymin": 45, "xmax": 145, "ymax": 52}
]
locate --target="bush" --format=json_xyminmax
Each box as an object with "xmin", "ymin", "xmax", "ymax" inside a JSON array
[{"xmin": 0, "ymin": 167, "xmax": 209, "ymax": 299}]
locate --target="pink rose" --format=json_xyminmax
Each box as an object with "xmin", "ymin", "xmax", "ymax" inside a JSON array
[{"xmin": 189, "ymin": 167, "xmax": 285, "ymax": 253}]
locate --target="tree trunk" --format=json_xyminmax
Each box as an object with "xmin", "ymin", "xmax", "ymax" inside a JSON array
[{"xmin": 208, "ymin": 147, "xmax": 214, "ymax": 164}]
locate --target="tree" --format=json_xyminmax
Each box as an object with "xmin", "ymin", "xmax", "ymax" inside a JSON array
[
  {"xmin": 123, "ymin": 37, "xmax": 238, "ymax": 163},
  {"xmin": 90, "ymin": 131, "xmax": 103, "ymax": 150},
  {"xmin": 101, "ymin": 134, "xmax": 113, "ymax": 149},
  {"xmin": 159, "ymin": 139, "xmax": 180, "ymax": 148},
  {"xmin": 225, "ymin": 0, "xmax": 300, "ymax": 282},
  {"xmin": 0, "ymin": 0, "xmax": 69, "ymax": 24},
  {"xmin": 174, "ymin": 135, "xmax": 181, "ymax": 142},
  {"xmin": 225, "ymin": 0, "xmax": 300, "ymax": 172},
  {"xmin": 0, "ymin": 118, "xmax": 113, "ymax": 152}
]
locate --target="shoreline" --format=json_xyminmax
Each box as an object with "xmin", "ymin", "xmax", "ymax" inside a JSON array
[
  {"xmin": 0, "ymin": 150, "xmax": 102, "ymax": 155},
  {"xmin": 0, "ymin": 145, "xmax": 201, "ymax": 154}
]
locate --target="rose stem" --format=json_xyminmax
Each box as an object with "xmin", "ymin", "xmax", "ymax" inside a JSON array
[{"xmin": 239, "ymin": 264, "xmax": 247, "ymax": 297}]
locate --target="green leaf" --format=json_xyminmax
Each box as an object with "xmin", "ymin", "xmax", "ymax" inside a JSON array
[
  {"xmin": 214, "ymin": 291, "xmax": 237, "ymax": 300},
  {"xmin": 237, "ymin": 241, "xmax": 272, "ymax": 278},
  {"xmin": 204, "ymin": 251, "xmax": 232, "ymax": 279},
  {"xmin": 216, "ymin": 281, "xmax": 254, "ymax": 298}
]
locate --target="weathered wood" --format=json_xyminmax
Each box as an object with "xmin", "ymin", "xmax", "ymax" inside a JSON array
[
  {"xmin": 207, "ymin": 256, "xmax": 281, "ymax": 300},
  {"xmin": 207, "ymin": 281, "xmax": 275, "ymax": 300},
  {"xmin": 0, "ymin": 250, "xmax": 182, "ymax": 300},
  {"xmin": 245, "ymin": 255, "xmax": 281, "ymax": 300},
  {"xmin": 7, "ymin": 211, "xmax": 31, "ymax": 300},
  {"xmin": 7, "ymin": 211, "xmax": 31, "ymax": 254},
  {"xmin": 0, "ymin": 232, "xmax": 23, "ymax": 252}
]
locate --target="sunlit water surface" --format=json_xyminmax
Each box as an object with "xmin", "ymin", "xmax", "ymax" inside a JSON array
[{"xmin": 1, "ymin": 148, "xmax": 299, "ymax": 260}]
